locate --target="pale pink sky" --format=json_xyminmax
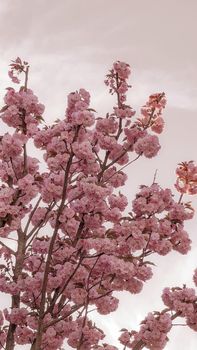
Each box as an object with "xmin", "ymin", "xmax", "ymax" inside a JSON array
[{"xmin": 0, "ymin": 1, "xmax": 197, "ymax": 349}]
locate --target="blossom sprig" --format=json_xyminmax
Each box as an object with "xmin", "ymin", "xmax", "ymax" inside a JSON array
[
  {"xmin": 175, "ymin": 161, "xmax": 197, "ymax": 195},
  {"xmin": 104, "ymin": 61, "xmax": 132, "ymax": 105},
  {"xmin": 119, "ymin": 272, "xmax": 197, "ymax": 349},
  {"xmin": 8, "ymin": 57, "xmax": 29, "ymax": 84},
  {"xmin": 136, "ymin": 92, "xmax": 166, "ymax": 134}
]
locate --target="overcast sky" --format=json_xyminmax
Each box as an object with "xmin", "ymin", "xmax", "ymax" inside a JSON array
[{"xmin": 0, "ymin": 1, "xmax": 197, "ymax": 349}]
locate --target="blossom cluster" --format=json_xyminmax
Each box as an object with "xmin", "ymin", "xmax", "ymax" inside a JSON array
[
  {"xmin": 162, "ymin": 285, "xmax": 197, "ymax": 331},
  {"xmin": 119, "ymin": 312, "xmax": 172, "ymax": 349},
  {"xmin": 136, "ymin": 92, "xmax": 166, "ymax": 134},
  {"xmin": 1, "ymin": 87, "xmax": 44, "ymax": 134},
  {"xmin": 121, "ymin": 271, "xmax": 197, "ymax": 350}
]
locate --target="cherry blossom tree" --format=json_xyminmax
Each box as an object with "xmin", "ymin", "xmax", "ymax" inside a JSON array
[{"xmin": 0, "ymin": 58, "xmax": 196, "ymax": 350}]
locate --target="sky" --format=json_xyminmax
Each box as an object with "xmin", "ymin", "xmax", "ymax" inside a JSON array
[{"xmin": 0, "ymin": 0, "xmax": 197, "ymax": 349}]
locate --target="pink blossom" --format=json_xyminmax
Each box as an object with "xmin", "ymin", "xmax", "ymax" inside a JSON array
[
  {"xmin": 96, "ymin": 295, "xmax": 119, "ymax": 314},
  {"xmin": 8, "ymin": 70, "xmax": 20, "ymax": 84},
  {"xmin": 71, "ymin": 110, "xmax": 95, "ymax": 127},
  {"xmin": 15, "ymin": 326, "xmax": 34, "ymax": 345},
  {"xmin": 175, "ymin": 161, "xmax": 197, "ymax": 194},
  {"xmin": 113, "ymin": 61, "xmax": 131, "ymax": 79},
  {"xmin": 151, "ymin": 116, "xmax": 165, "ymax": 134},
  {"xmin": 73, "ymin": 140, "xmax": 95, "ymax": 161},
  {"xmin": 0, "ymin": 133, "xmax": 24, "ymax": 159},
  {"xmin": 108, "ymin": 193, "xmax": 128, "ymax": 211},
  {"xmin": 130, "ymin": 312, "xmax": 172, "ymax": 349},
  {"xmin": 134, "ymin": 134, "xmax": 161, "ymax": 158},
  {"xmin": 5, "ymin": 308, "xmax": 28, "ymax": 325},
  {"xmin": 96, "ymin": 117, "xmax": 118, "ymax": 134},
  {"xmin": 31, "ymin": 207, "xmax": 47, "ymax": 226}
]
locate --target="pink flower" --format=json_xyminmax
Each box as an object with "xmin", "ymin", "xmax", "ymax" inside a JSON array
[
  {"xmin": 0, "ymin": 133, "xmax": 24, "ymax": 159},
  {"xmin": 31, "ymin": 207, "xmax": 47, "ymax": 226},
  {"xmin": 15, "ymin": 326, "xmax": 34, "ymax": 345},
  {"xmin": 119, "ymin": 330, "xmax": 131, "ymax": 346},
  {"xmin": 113, "ymin": 61, "xmax": 131, "ymax": 80},
  {"xmin": 73, "ymin": 141, "xmax": 95, "ymax": 161},
  {"xmin": 134, "ymin": 134, "xmax": 161, "ymax": 158},
  {"xmin": 96, "ymin": 117, "xmax": 118, "ymax": 134},
  {"xmin": 108, "ymin": 193, "xmax": 128, "ymax": 211},
  {"xmin": 151, "ymin": 116, "xmax": 165, "ymax": 134},
  {"xmin": 175, "ymin": 161, "xmax": 197, "ymax": 195},
  {"xmin": 131, "ymin": 312, "xmax": 172, "ymax": 349},
  {"xmin": 8, "ymin": 70, "xmax": 20, "ymax": 84},
  {"xmin": 96, "ymin": 295, "xmax": 119, "ymax": 314},
  {"xmin": 71, "ymin": 110, "xmax": 95, "ymax": 127},
  {"xmin": 6, "ymin": 308, "xmax": 28, "ymax": 325}
]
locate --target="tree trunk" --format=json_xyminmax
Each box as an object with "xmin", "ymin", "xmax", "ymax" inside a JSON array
[{"xmin": 5, "ymin": 229, "xmax": 26, "ymax": 350}]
